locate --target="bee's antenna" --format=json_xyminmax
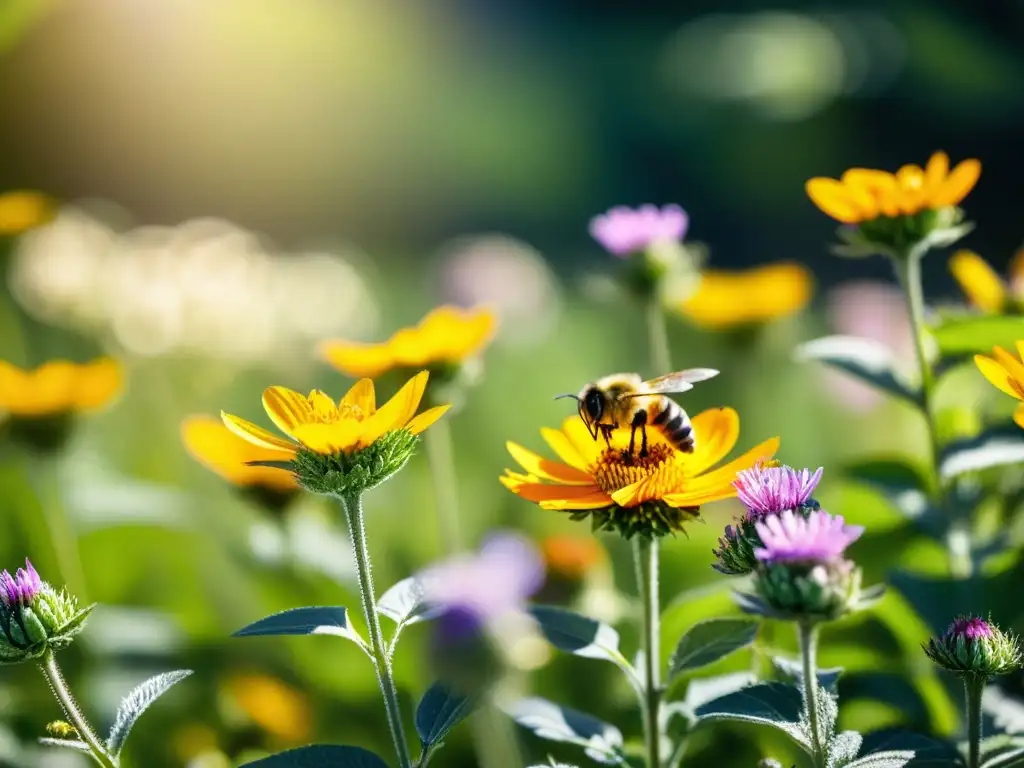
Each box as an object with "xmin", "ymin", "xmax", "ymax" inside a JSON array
[{"xmin": 554, "ymin": 393, "xmax": 580, "ymax": 402}]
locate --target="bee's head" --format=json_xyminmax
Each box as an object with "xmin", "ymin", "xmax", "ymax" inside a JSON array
[{"xmin": 554, "ymin": 387, "xmax": 605, "ymax": 439}]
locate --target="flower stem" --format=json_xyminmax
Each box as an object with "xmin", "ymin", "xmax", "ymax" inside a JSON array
[
  {"xmin": 633, "ymin": 536, "xmax": 662, "ymax": 768},
  {"xmin": 965, "ymin": 677, "xmax": 985, "ymax": 768},
  {"xmin": 797, "ymin": 620, "xmax": 826, "ymax": 768},
  {"xmin": 646, "ymin": 298, "xmax": 673, "ymax": 375},
  {"xmin": 469, "ymin": 697, "xmax": 522, "ymax": 768},
  {"xmin": 893, "ymin": 254, "xmax": 971, "ymax": 579},
  {"xmin": 339, "ymin": 494, "xmax": 413, "ymax": 768},
  {"xmin": 39, "ymin": 650, "xmax": 117, "ymax": 768},
  {"xmin": 423, "ymin": 417, "xmax": 462, "ymax": 554}
]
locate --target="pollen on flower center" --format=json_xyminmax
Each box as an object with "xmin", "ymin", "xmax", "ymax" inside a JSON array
[{"xmin": 589, "ymin": 443, "xmax": 677, "ymax": 494}]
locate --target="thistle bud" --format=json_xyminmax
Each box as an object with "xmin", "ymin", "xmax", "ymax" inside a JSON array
[
  {"xmin": 923, "ymin": 616, "xmax": 1021, "ymax": 679},
  {"xmin": 0, "ymin": 560, "xmax": 92, "ymax": 664}
]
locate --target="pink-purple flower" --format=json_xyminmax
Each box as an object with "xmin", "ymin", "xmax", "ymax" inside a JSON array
[
  {"xmin": 734, "ymin": 463, "xmax": 823, "ymax": 518},
  {"xmin": 421, "ymin": 533, "xmax": 544, "ymax": 641},
  {"xmin": 589, "ymin": 204, "xmax": 689, "ymax": 257},
  {"xmin": 0, "ymin": 560, "xmax": 41, "ymax": 608},
  {"xmin": 946, "ymin": 616, "xmax": 995, "ymax": 642},
  {"xmin": 754, "ymin": 510, "xmax": 864, "ymax": 564}
]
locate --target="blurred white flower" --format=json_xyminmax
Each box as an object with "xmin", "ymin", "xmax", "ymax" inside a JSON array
[{"xmin": 10, "ymin": 208, "xmax": 379, "ymax": 363}]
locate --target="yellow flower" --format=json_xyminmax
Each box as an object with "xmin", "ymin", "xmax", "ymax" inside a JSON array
[
  {"xmin": 806, "ymin": 151, "xmax": 980, "ymax": 224},
  {"xmin": 0, "ymin": 191, "xmax": 53, "ymax": 235},
  {"xmin": 181, "ymin": 416, "xmax": 297, "ymax": 492},
  {"xmin": 222, "ymin": 371, "xmax": 449, "ymax": 457},
  {"xmin": 676, "ymin": 263, "xmax": 813, "ymax": 329},
  {"xmin": 0, "ymin": 358, "xmax": 122, "ymax": 417},
  {"xmin": 975, "ymin": 343, "xmax": 1024, "ymax": 429},
  {"xmin": 502, "ymin": 408, "xmax": 779, "ymax": 537},
  {"xmin": 950, "ymin": 249, "xmax": 1024, "ymax": 314},
  {"xmin": 223, "ymin": 674, "xmax": 311, "ymax": 743},
  {"xmin": 319, "ymin": 305, "xmax": 496, "ymax": 379}
]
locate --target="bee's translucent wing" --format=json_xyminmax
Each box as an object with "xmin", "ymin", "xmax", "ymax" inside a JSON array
[{"xmin": 641, "ymin": 368, "xmax": 720, "ymax": 395}]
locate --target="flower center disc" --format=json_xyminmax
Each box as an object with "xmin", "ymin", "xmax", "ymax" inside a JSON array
[{"xmin": 590, "ymin": 443, "xmax": 674, "ymax": 494}]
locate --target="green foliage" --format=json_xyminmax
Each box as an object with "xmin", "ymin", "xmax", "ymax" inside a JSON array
[
  {"xmin": 233, "ymin": 606, "xmax": 369, "ymax": 655},
  {"xmin": 242, "ymin": 745, "xmax": 390, "ymax": 767},
  {"xmin": 667, "ymin": 618, "xmax": 759, "ymax": 680},
  {"xmin": 292, "ymin": 431, "xmax": 419, "ymax": 497},
  {"xmin": 507, "ymin": 697, "xmax": 625, "ymax": 765},
  {"xmin": 933, "ymin": 316, "xmax": 1024, "ymax": 358},
  {"xmin": 414, "ymin": 683, "xmax": 476, "ymax": 752}
]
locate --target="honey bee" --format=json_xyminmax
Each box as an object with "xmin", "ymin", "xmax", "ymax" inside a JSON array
[
  {"xmin": 556, "ymin": 369, "xmax": 719, "ymax": 458},
  {"xmin": 45, "ymin": 721, "xmax": 79, "ymax": 739}
]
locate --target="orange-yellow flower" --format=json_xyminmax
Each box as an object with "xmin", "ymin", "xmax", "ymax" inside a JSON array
[
  {"xmin": 677, "ymin": 263, "xmax": 813, "ymax": 329},
  {"xmin": 541, "ymin": 535, "xmax": 606, "ymax": 579},
  {"xmin": 950, "ymin": 249, "xmax": 1024, "ymax": 314},
  {"xmin": 502, "ymin": 408, "xmax": 779, "ymax": 537},
  {"xmin": 221, "ymin": 371, "xmax": 449, "ymax": 458},
  {"xmin": 975, "ymin": 344, "xmax": 1024, "ymax": 429},
  {"xmin": 181, "ymin": 416, "xmax": 297, "ymax": 492},
  {"xmin": 0, "ymin": 358, "xmax": 122, "ymax": 417},
  {"xmin": 319, "ymin": 305, "xmax": 496, "ymax": 379},
  {"xmin": 0, "ymin": 191, "xmax": 53, "ymax": 235},
  {"xmin": 806, "ymin": 152, "xmax": 980, "ymax": 225},
  {"xmin": 223, "ymin": 673, "xmax": 312, "ymax": 743}
]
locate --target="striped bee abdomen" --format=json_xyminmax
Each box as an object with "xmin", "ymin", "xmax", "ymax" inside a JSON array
[{"xmin": 650, "ymin": 398, "xmax": 694, "ymax": 453}]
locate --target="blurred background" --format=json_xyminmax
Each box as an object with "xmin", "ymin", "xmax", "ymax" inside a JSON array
[{"xmin": 0, "ymin": 0, "xmax": 1022, "ymax": 766}]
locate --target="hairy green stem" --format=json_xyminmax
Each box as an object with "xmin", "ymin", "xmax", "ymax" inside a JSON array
[
  {"xmin": 798, "ymin": 621, "xmax": 826, "ymax": 768},
  {"xmin": 893, "ymin": 254, "xmax": 971, "ymax": 578},
  {"xmin": 634, "ymin": 537, "xmax": 663, "ymax": 768},
  {"xmin": 40, "ymin": 650, "xmax": 117, "ymax": 768},
  {"xmin": 966, "ymin": 677, "xmax": 985, "ymax": 768},
  {"xmin": 423, "ymin": 417, "xmax": 462, "ymax": 554},
  {"xmin": 646, "ymin": 298, "xmax": 673, "ymax": 375},
  {"xmin": 340, "ymin": 494, "xmax": 412, "ymax": 768}
]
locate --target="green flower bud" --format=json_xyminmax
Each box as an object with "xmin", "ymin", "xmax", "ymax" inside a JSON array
[
  {"xmin": 572, "ymin": 501, "xmax": 700, "ymax": 541},
  {"xmin": 923, "ymin": 616, "xmax": 1021, "ymax": 679},
  {"xmin": 0, "ymin": 561, "xmax": 92, "ymax": 664},
  {"xmin": 290, "ymin": 429, "xmax": 419, "ymax": 498},
  {"xmin": 753, "ymin": 559, "xmax": 862, "ymax": 621}
]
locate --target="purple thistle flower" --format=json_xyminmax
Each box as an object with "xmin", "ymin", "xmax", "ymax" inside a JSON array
[
  {"xmin": 589, "ymin": 204, "xmax": 689, "ymax": 257},
  {"xmin": 421, "ymin": 533, "xmax": 544, "ymax": 641},
  {"xmin": 0, "ymin": 560, "xmax": 42, "ymax": 608},
  {"xmin": 734, "ymin": 462, "xmax": 823, "ymax": 518},
  {"xmin": 754, "ymin": 510, "xmax": 864, "ymax": 564},
  {"xmin": 945, "ymin": 616, "xmax": 995, "ymax": 642}
]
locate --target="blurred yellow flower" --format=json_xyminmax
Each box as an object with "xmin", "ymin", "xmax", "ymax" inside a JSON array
[
  {"xmin": 0, "ymin": 358, "xmax": 122, "ymax": 417},
  {"xmin": 0, "ymin": 191, "xmax": 53, "ymax": 235},
  {"xmin": 502, "ymin": 408, "xmax": 778, "ymax": 535},
  {"xmin": 541, "ymin": 535, "xmax": 606, "ymax": 579},
  {"xmin": 676, "ymin": 263, "xmax": 813, "ymax": 329},
  {"xmin": 172, "ymin": 723, "xmax": 221, "ymax": 763},
  {"xmin": 806, "ymin": 152, "xmax": 980, "ymax": 224},
  {"xmin": 950, "ymin": 249, "xmax": 1024, "ymax": 314},
  {"xmin": 224, "ymin": 674, "xmax": 311, "ymax": 743},
  {"xmin": 222, "ymin": 371, "xmax": 449, "ymax": 457},
  {"xmin": 975, "ymin": 344, "xmax": 1024, "ymax": 429},
  {"xmin": 181, "ymin": 416, "xmax": 297, "ymax": 492},
  {"xmin": 319, "ymin": 305, "xmax": 496, "ymax": 379}
]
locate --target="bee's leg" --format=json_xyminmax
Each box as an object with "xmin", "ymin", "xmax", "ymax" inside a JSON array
[
  {"xmin": 640, "ymin": 423, "xmax": 648, "ymax": 458},
  {"xmin": 628, "ymin": 410, "xmax": 647, "ymax": 458},
  {"xmin": 599, "ymin": 424, "xmax": 614, "ymax": 449}
]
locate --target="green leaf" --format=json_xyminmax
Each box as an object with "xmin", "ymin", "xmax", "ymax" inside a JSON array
[
  {"xmin": 506, "ymin": 697, "xmax": 624, "ymax": 765},
  {"xmin": 939, "ymin": 426, "xmax": 1024, "ymax": 480},
  {"xmin": 984, "ymin": 686, "xmax": 1024, "ymax": 734},
  {"xmin": 241, "ymin": 745, "xmax": 389, "ymax": 767},
  {"xmin": 233, "ymin": 607, "xmax": 368, "ymax": 653},
  {"xmin": 528, "ymin": 606, "xmax": 628, "ymax": 666},
  {"xmin": 693, "ymin": 682, "xmax": 809, "ymax": 749},
  {"xmin": 796, "ymin": 335, "xmax": 921, "ymax": 407},
  {"xmin": 983, "ymin": 747, "xmax": 1024, "ymax": 768},
  {"xmin": 38, "ymin": 739, "xmax": 91, "ymax": 754},
  {"xmin": 847, "ymin": 729, "xmax": 964, "ymax": 768},
  {"xmin": 829, "ymin": 730, "xmax": 864, "ymax": 768},
  {"xmin": 415, "ymin": 683, "xmax": 476, "ymax": 748},
  {"xmin": 933, "ymin": 315, "xmax": 1024, "ymax": 358},
  {"xmin": 378, "ymin": 577, "xmax": 444, "ymax": 626},
  {"xmin": 680, "ymin": 672, "xmax": 757, "ymax": 715},
  {"xmin": 668, "ymin": 618, "xmax": 759, "ymax": 680},
  {"xmin": 107, "ymin": 670, "xmax": 193, "ymax": 756}
]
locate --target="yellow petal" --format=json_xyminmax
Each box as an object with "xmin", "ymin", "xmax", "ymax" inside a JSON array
[
  {"xmin": 340, "ymin": 379, "xmax": 376, "ymax": 416},
  {"xmin": 924, "ymin": 151, "xmax": 949, "ymax": 191},
  {"xmin": 406, "ymin": 404, "xmax": 450, "ymax": 434},
  {"xmin": 360, "ymin": 370, "xmax": 429, "ymax": 444},
  {"xmin": 687, "ymin": 408, "xmax": 740, "ymax": 472},
  {"xmin": 678, "ymin": 264, "xmax": 812, "ymax": 329},
  {"xmin": 21, "ymin": 360, "xmax": 78, "ymax": 416},
  {"xmin": 1015, "ymin": 404, "xmax": 1024, "ymax": 430},
  {"xmin": 975, "ymin": 354, "xmax": 1022, "ymax": 400},
  {"xmin": 73, "ymin": 358, "xmax": 123, "ymax": 411},
  {"xmin": 291, "ymin": 421, "xmax": 362, "ymax": 454},
  {"xmin": 221, "ymin": 412, "xmax": 298, "ymax": 453},
  {"xmin": 262, "ymin": 387, "xmax": 312, "ymax": 438},
  {"xmin": 307, "ymin": 390, "xmax": 338, "ymax": 421},
  {"xmin": 896, "ymin": 164, "xmax": 926, "ymax": 214},
  {"xmin": 0, "ymin": 361, "xmax": 30, "ymax": 411},
  {"xmin": 949, "ymin": 250, "xmax": 1006, "ymax": 313},
  {"xmin": 541, "ymin": 427, "xmax": 588, "ymax": 471},
  {"xmin": 539, "ymin": 490, "xmax": 616, "ymax": 511},
  {"xmin": 0, "ymin": 190, "xmax": 53, "ymax": 235},
  {"xmin": 560, "ymin": 415, "xmax": 604, "ymax": 464},
  {"xmin": 509, "ymin": 481, "xmax": 608, "ymax": 505},
  {"xmin": 842, "ymin": 169, "xmax": 901, "ymax": 217},
  {"xmin": 506, "ymin": 441, "xmax": 593, "ymax": 485},
  {"xmin": 677, "ymin": 437, "xmax": 781, "ymax": 496},
  {"xmin": 992, "ymin": 346, "xmax": 1024, "ymax": 384},
  {"xmin": 932, "ymin": 158, "xmax": 981, "ymax": 208},
  {"xmin": 318, "ymin": 341, "xmax": 396, "ymax": 379},
  {"xmin": 182, "ymin": 416, "xmax": 296, "ymax": 490},
  {"xmin": 805, "ymin": 178, "xmax": 867, "ymax": 223}
]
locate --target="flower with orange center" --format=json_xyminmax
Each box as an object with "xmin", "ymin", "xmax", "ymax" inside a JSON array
[
  {"xmin": 975, "ymin": 343, "xmax": 1024, "ymax": 429},
  {"xmin": 950, "ymin": 249, "xmax": 1024, "ymax": 315},
  {"xmin": 319, "ymin": 305, "xmax": 496, "ymax": 380},
  {"xmin": 221, "ymin": 371, "xmax": 450, "ymax": 495},
  {"xmin": 806, "ymin": 152, "xmax": 978, "ymax": 259},
  {"xmin": 502, "ymin": 408, "xmax": 780, "ymax": 539},
  {"xmin": 676, "ymin": 262, "xmax": 813, "ymax": 330}
]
